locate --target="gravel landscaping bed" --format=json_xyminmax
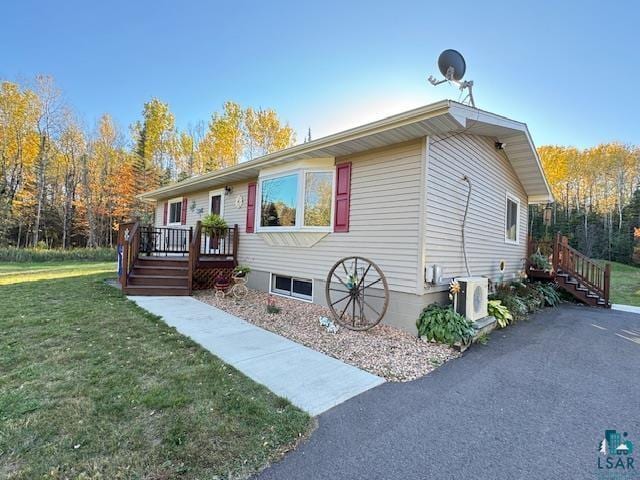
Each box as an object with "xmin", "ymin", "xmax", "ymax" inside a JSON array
[{"xmin": 195, "ymin": 289, "xmax": 459, "ymax": 382}]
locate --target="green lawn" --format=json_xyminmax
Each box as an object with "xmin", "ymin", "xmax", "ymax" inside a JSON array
[
  {"xmin": 608, "ymin": 261, "xmax": 640, "ymax": 306},
  {"xmin": 0, "ymin": 261, "xmax": 311, "ymax": 479}
]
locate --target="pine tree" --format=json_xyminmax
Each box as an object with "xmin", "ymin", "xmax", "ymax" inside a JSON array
[{"xmin": 599, "ymin": 438, "xmax": 608, "ymax": 455}]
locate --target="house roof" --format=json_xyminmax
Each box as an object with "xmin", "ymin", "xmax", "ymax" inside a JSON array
[{"xmin": 139, "ymin": 100, "xmax": 553, "ymax": 204}]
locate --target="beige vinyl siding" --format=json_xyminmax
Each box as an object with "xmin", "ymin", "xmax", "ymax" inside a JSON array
[
  {"xmin": 424, "ymin": 133, "xmax": 528, "ymax": 283},
  {"xmin": 155, "ymin": 140, "xmax": 424, "ymax": 294},
  {"xmin": 154, "ymin": 191, "xmax": 213, "ymax": 229},
  {"xmin": 237, "ymin": 140, "xmax": 423, "ymax": 293}
]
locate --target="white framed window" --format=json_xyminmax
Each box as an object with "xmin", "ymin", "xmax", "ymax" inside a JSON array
[
  {"xmin": 269, "ymin": 273, "xmax": 314, "ymax": 302},
  {"xmin": 167, "ymin": 197, "xmax": 183, "ymax": 226},
  {"xmin": 505, "ymin": 193, "xmax": 520, "ymax": 244},
  {"xmin": 257, "ymin": 168, "xmax": 334, "ymax": 232}
]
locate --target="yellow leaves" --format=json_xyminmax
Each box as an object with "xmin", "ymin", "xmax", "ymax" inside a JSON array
[
  {"xmin": 198, "ymin": 102, "xmax": 296, "ymax": 172},
  {"xmin": 538, "ymin": 143, "xmax": 640, "ymax": 214}
]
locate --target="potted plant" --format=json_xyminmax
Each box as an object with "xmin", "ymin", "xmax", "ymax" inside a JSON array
[
  {"xmin": 528, "ymin": 248, "xmax": 554, "ymax": 281},
  {"xmin": 214, "ymin": 274, "xmax": 230, "ymax": 290},
  {"xmin": 201, "ymin": 213, "xmax": 228, "ymax": 237},
  {"xmin": 233, "ymin": 265, "xmax": 251, "ymax": 278}
]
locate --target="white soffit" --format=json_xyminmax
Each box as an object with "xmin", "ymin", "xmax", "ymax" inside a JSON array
[{"xmin": 141, "ymin": 100, "xmax": 553, "ymax": 204}]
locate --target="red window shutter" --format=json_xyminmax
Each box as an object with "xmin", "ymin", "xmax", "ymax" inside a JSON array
[
  {"xmin": 163, "ymin": 201, "xmax": 168, "ymax": 226},
  {"xmin": 246, "ymin": 182, "xmax": 257, "ymax": 233},
  {"xmin": 334, "ymin": 162, "xmax": 351, "ymax": 232},
  {"xmin": 181, "ymin": 197, "xmax": 188, "ymax": 225}
]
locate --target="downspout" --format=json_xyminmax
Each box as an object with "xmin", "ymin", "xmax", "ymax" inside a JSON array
[{"xmin": 461, "ymin": 175, "xmax": 472, "ymax": 277}]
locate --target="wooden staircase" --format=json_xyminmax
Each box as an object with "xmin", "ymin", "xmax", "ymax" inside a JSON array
[
  {"xmin": 126, "ymin": 257, "xmax": 190, "ymax": 296},
  {"xmin": 552, "ymin": 234, "xmax": 611, "ymax": 308}
]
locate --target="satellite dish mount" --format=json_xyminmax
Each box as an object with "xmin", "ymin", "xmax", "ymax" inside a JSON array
[{"xmin": 428, "ymin": 49, "xmax": 476, "ymax": 107}]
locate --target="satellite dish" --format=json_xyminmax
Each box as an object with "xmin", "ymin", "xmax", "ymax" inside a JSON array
[
  {"xmin": 438, "ymin": 49, "xmax": 466, "ymax": 81},
  {"xmin": 427, "ymin": 49, "xmax": 476, "ymax": 107}
]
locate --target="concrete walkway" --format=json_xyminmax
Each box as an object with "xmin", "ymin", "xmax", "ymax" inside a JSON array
[
  {"xmin": 612, "ymin": 303, "xmax": 640, "ymax": 315},
  {"xmin": 128, "ymin": 296, "xmax": 384, "ymax": 416}
]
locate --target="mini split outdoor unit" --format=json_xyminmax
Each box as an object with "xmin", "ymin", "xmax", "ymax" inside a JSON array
[{"xmin": 454, "ymin": 277, "xmax": 488, "ymax": 322}]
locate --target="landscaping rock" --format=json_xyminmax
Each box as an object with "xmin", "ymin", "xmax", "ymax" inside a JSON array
[{"xmin": 195, "ymin": 289, "xmax": 459, "ymax": 382}]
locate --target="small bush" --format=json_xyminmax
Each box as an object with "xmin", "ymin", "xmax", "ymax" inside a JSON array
[
  {"xmin": 531, "ymin": 282, "xmax": 561, "ymax": 307},
  {"xmin": 490, "ymin": 287, "xmax": 528, "ymax": 322},
  {"xmin": 416, "ymin": 304, "xmax": 475, "ymax": 346},
  {"xmin": 488, "ymin": 299, "xmax": 512, "ymax": 328},
  {"xmin": 0, "ymin": 247, "xmax": 116, "ymax": 263}
]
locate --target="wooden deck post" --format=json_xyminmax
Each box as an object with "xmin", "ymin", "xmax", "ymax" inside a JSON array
[
  {"xmin": 604, "ymin": 263, "xmax": 611, "ymax": 307},
  {"xmin": 552, "ymin": 232, "xmax": 560, "ymax": 272},
  {"xmin": 232, "ymin": 224, "xmax": 239, "ymax": 264}
]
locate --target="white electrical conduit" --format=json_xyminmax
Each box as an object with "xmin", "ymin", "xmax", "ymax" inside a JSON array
[{"xmin": 461, "ymin": 175, "xmax": 472, "ymax": 277}]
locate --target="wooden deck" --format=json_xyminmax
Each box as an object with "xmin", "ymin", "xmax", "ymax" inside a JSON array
[{"xmin": 118, "ymin": 221, "xmax": 238, "ymax": 296}]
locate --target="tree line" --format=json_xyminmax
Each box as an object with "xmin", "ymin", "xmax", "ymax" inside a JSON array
[
  {"xmin": 530, "ymin": 143, "xmax": 640, "ymax": 264},
  {"xmin": 0, "ymin": 75, "xmax": 295, "ymax": 248}
]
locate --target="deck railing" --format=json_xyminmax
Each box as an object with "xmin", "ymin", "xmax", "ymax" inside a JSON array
[
  {"xmin": 199, "ymin": 225, "xmax": 239, "ymax": 258},
  {"xmin": 118, "ymin": 220, "xmax": 140, "ymax": 289},
  {"xmin": 138, "ymin": 226, "xmax": 192, "ymax": 255},
  {"xmin": 552, "ymin": 233, "xmax": 610, "ymax": 304}
]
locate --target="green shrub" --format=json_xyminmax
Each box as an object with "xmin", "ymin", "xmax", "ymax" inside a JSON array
[
  {"xmin": 490, "ymin": 287, "xmax": 528, "ymax": 322},
  {"xmin": 488, "ymin": 299, "xmax": 512, "ymax": 328},
  {"xmin": 531, "ymin": 282, "xmax": 561, "ymax": 307},
  {"xmin": 416, "ymin": 304, "xmax": 475, "ymax": 346},
  {"xmin": 0, "ymin": 247, "xmax": 116, "ymax": 263}
]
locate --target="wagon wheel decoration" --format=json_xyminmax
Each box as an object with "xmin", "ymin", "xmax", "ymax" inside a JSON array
[{"xmin": 325, "ymin": 256, "xmax": 389, "ymax": 330}]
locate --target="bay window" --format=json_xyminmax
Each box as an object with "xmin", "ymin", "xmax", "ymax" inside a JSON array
[{"xmin": 259, "ymin": 169, "xmax": 334, "ymax": 231}]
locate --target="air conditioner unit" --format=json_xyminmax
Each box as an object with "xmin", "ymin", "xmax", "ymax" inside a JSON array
[{"xmin": 454, "ymin": 277, "xmax": 488, "ymax": 322}]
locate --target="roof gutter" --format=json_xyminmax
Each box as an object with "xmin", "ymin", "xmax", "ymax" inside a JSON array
[{"xmin": 138, "ymin": 100, "xmax": 452, "ymax": 202}]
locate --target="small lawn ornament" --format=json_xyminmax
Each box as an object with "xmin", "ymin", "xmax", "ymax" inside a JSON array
[
  {"xmin": 325, "ymin": 256, "xmax": 389, "ymax": 331},
  {"xmin": 319, "ymin": 316, "xmax": 339, "ymax": 334}
]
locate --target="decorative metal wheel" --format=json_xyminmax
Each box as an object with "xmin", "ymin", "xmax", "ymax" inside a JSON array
[{"xmin": 325, "ymin": 256, "xmax": 389, "ymax": 330}]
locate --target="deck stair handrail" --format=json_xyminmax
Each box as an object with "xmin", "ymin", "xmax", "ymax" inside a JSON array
[
  {"xmin": 188, "ymin": 221, "xmax": 203, "ymax": 294},
  {"xmin": 553, "ymin": 233, "xmax": 610, "ymax": 305},
  {"xmin": 118, "ymin": 220, "xmax": 140, "ymax": 289}
]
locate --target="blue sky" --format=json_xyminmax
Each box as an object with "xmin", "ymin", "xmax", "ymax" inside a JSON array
[{"xmin": 2, "ymin": 0, "xmax": 638, "ymax": 148}]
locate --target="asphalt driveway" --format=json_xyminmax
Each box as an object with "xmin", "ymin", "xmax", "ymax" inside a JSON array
[{"xmin": 258, "ymin": 305, "xmax": 640, "ymax": 480}]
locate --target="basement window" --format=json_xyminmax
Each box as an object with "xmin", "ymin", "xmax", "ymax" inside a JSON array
[
  {"xmin": 270, "ymin": 273, "xmax": 313, "ymax": 302},
  {"xmin": 505, "ymin": 193, "xmax": 520, "ymax": 244}
]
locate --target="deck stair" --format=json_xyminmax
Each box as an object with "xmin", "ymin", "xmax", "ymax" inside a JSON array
[
  {"xmin": 552, "ymin": 234, "xmax": 611, "ymax": 308},
  {"xmin": 126, "ymin": 257, "xmax": 190, "ymax": 296}
]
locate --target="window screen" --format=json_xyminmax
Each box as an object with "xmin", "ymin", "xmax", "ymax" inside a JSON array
[
  {"xmin": 271, "ymin": 274, "xmax": 313, "ymax": 301},
  {"xmin": 506, "ymin": 197, "xmax": 519, "ymax": 242},
  {"xmin": 169, "ymin": 201, "xmax": 182, "ymax": 224},
  {"xmin": 292, "ymin": 279, "xmax": 313, "ymax": 299}
]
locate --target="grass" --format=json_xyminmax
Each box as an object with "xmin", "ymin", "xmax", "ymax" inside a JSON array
[
  {"xmin": 0, "ymin": 247, "xmax": 116, "ymax": 263},
  {"xmin": 608, "ymin": 261, "xmax": 640, "ymax": 306},
  {"xmin": 0, "ymin": 261, "xmax": 311, "ymax": 479}
]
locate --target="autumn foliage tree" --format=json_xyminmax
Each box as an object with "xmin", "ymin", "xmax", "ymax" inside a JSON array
[
  {"xmin": 0, "ymin": 76, "xmax": 295, "ymax": 248},
  {"xmin": 531, "ymin": 143, "xmax": 640, "ymax": 263}
]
